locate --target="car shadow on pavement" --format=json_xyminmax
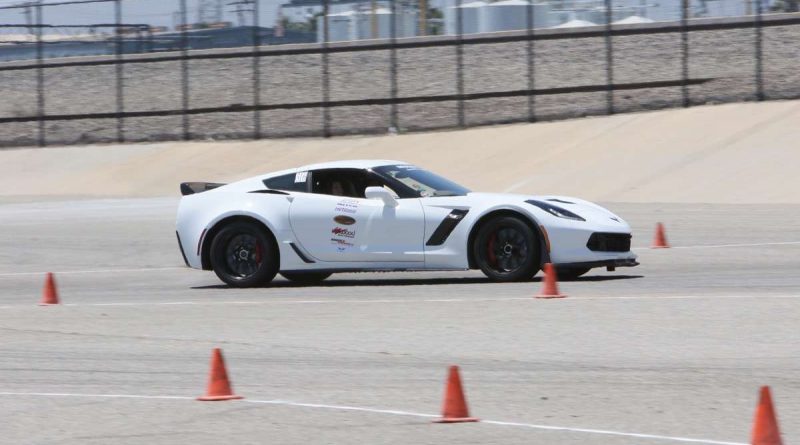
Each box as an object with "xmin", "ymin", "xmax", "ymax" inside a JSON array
[
  {"xmin": 191, "ymin": 275, "xmax": 643, "ymax": 289},
  {"xmin": 561, "ymin": 275, "xmax": 644, "ymax": 282}
]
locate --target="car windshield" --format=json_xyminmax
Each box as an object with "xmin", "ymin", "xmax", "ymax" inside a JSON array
[{"xmin": 373, "ymin": 165, "xmax": 470, "ymax": 198}]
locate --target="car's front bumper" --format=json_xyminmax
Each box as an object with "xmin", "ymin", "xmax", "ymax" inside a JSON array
[{"xmin": 555, "ymin": 257, "xmax": 640, "ymax": 271}]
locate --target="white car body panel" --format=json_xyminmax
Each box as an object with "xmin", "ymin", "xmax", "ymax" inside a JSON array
[
  {"xmin": 175, "ymin": 160, "xmax": 638, "ymax": 276},
  {"xmin": 288, "ymin": 193, "xmax": 426, "ymax": 262}
]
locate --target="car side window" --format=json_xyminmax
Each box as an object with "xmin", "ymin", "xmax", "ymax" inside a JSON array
[
  {"xmin": 263, "ymin": 173, "xmax": 307, "ymax": 192},
  {"xmin": 310, "ymin": 169, "xmax": 366, "ymax": 198},
  {"xmin": 309, "ymin": 168, "xmax": 404, "ymax": 199}
]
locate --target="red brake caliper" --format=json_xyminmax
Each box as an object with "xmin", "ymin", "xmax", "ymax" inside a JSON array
[
  {"xmin": 487, "ymin": 233, "xmax": 497, "ymax": 267},
  {"xmin": 255, "ymin": 242, "xmax": 262, "ymax": 265}
]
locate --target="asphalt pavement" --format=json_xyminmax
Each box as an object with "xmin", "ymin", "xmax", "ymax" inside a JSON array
[{"xmin": 1, "ymin": 197, "xmax": 799, "ymax": 445}]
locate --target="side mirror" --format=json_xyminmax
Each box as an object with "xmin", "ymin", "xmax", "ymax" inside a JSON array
[{"xmin": 365, "ymin": 186, "xmax": 398, "ymax": 207}]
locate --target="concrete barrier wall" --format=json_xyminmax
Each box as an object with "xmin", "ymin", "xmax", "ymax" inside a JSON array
[
  {"xmin": 1, "ymin": 100, "xmax": 798, "ymax": 204},
  {"xmin": 0, "ymin": 14, "xmax": 798, "ymax": 147}
]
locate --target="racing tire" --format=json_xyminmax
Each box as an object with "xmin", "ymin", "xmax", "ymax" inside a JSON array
[
  {"xmin": 210, "ymin": 221, "xmax": 278, "ymax": 287},
  {"xmin": 554, "ymin": 267, "xmax": 591, "ymax": 281},
  {"xmin": 473, "ymin": 216, "xmax": 540, "ymax": 282},
  {"xmin": 280, "ymin": 271, "xmax": 333, "ymax": 284}
]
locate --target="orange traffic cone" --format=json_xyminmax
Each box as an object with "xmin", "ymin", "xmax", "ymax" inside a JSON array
[
  {"xmin": 651, "ymin": 222, "xmax": 670, "ymax": 248},
  {"xmin": 434, "ymin": 365, "xmax": 479, "ymax": 423},
  {"xmin": 197, "ymin": 348, "xmax": 243, "ymax": 401},
  {"xmin": 536, "ymin": 263, "xmax": 566, "ymax": 299},
  {"xmin": 751, "ymin": 386, "xmax": 783, "ymax": 445},
  {"xmin": 40, "ymin": 272, "xmax": 59, "ymax": 305}
]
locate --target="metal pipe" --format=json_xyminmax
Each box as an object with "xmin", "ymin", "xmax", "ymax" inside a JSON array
[{"xmin": 114, "ymin": 0, "xmax": 124, "ymax": 142}]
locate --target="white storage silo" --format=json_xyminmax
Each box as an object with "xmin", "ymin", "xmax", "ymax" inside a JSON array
[
  {"xmin": 353, "ymin": 8, "xmax": 419, "ymax": 39},
  {"xmin": 480, "ymin": 0, "xmax": 551, "ymax": 32},
  {"xmin": 612, "ymin": 15, "xmax": 655, "ymax": 24},
  {"xmin": 316, "ymin": 10, "xmax": 357, "ymax": 43},
  {"xmin": 553, "ymin": 18, "xmax": 598, "ymax": 27},
  {"xmin": 444, "ymin": 1, "xmax": 487, "ymax": 35},
  {"xmin": 397, "ymin": 9, "xmax": 420, "ymax": 37}
]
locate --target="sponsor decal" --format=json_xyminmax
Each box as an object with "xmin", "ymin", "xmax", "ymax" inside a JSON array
[
  {"xmin": 331, "ymin": 227, "xmax": 355, "ymax": 238},
  {"xmin": 334, "ymin": 199, "xmax": 359, "ymax": 214},
  {"xmin": 294, "ymin": 171, "xmax": 308, "ymax": 183},
  {"xmin": 333, "ymin": 215, "xmax": 356, "ymax": 225},
  {"xmin": 330, "ymin": 238, "xmax": 354, "ymax": 247}
]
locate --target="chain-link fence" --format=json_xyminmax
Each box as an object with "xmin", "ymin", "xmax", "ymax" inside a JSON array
[{"xmin": 0, "ymin": 0, "xmax": 797, "ymax": 147}]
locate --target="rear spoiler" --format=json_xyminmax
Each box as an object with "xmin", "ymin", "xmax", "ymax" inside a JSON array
[{"xmin": 180, "ymin": 182, "xmax": 226, "ymax": 196}]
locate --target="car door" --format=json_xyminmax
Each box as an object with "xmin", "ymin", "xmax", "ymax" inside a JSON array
[{"xmin": 288, "ymin": 168, "xmax": 426, "ymax": 263}]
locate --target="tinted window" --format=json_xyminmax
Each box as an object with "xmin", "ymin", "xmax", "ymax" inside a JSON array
[
  {"xmin": 263, "ymin": 173, "xmax": 307, "ymax": 192},
  {"xmin": 373, "ymin": 165, "xmax": 470, "ymax": 197},
  {"xmin": 311, "ymin": 169, "xmax": 373, "ymax": 198}
]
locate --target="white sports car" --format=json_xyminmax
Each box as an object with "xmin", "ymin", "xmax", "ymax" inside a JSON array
[{"xmin": 176, "ymin": 160, "xmax": 638, "ymax": 287}]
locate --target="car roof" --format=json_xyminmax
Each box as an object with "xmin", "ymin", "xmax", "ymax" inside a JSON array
[{"xmin": 295, "ymin": 159, "xmax": 409, "ymax": 171}]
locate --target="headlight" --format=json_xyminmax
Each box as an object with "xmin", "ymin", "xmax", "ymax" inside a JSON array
[{"xmin": 525, "ymin": 200, "xmax": 585, "ymax": 221}]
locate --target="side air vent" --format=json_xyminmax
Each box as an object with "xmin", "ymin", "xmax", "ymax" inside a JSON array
[
  {"xmin": 426, "ymin": 209, "xmax": 469, "ymax": 246},
  {"xmin": 547, "ymin": 198, "xmax": 575, "ymax": 204},
  {"xmin": 289, "ymin": 243, "xmax": 315, "ymax": 263},
  {"xmin": 180, "ymin": 182, "xmax": 226, "ymax": 196},
  {"xmin": 249, "ymin": 189, "xmax": 289, "ymax": 195}
]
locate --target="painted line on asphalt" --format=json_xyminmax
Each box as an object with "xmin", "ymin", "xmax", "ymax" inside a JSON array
[
  {"xmin": 1, "ymin": 294, "xmax": 799, "ymax": 310},
  {"xmin": 3, "ymin": 239, "xmax": 799, "ymax": 277},
  {"xmin": 3, "ymin": 240, "xmax": 799, "ymax": 277},
  {"xmin": 0, "ymin": 267, "xmax": 186, "ymax": 277},
  {"xmin": 0, "ymin": 391, "xmax": 746, "ymax": 445},
  {"xmin": 633, "ymin": 241, "xmax": 800, "ymax": 251},
  {"xmin": 564, "ymin": 294, "xmax": 800, "ymax": 301},
  {"xmin": 0, "ymin": 297, "xmax": 532, "ymax": 309}
]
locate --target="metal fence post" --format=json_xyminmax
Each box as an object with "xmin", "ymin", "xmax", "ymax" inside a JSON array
[
  {"xmin": 179, "ymin": 0, "xmax": 190, "ymax": 140},
  {"xmin": 252, "ymin": 0, "xmax": 262, "ymax": 138},
  {"xmin": 389, "ymin": 0, "xmax": 398, "ymax": 132},
  {"xmin": 455, "ymin": 0, "xmax": 465, "ymax": 127},
  {"xmin": 603, "ymin": 0, "xmax": 614, "ymax": 114},
  {"xmin": 114, "ymin": 0, "xmax": 125, "ymax": 142},
  {"xmin": 525, "ymin": 0, "xmax": 535, "ymax": 122},
  {"xmin": 321, "ymin": 0, "xmax": 331, "ymax": 137},
  {"xmin": 754, "ymin": 0, "xmax": 764, "ymax": 101},
  {"xmin": 680, "ymin": 0, "xmax": 690, "ymax": 107},
  {"xmin": 35, "ymin": 2, "xmax": 45, "ymax": 146}
]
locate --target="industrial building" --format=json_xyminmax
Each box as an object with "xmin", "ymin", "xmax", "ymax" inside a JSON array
[
  {"xmin": 309, "ymin": 0, "xmax": 781, "ymax": 41},
  {"xmin": 315, "ymin": 8, "xmax": 419, "ymax": 41}
]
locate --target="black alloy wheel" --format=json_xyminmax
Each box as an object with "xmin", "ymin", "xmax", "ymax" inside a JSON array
[
  {"xmin": 473, "ymin": 216, "xmax": 540, "ymax": 282},
  {"xmin": 210, "ymin": 221, "xmax": 278, "ymax": 287}
]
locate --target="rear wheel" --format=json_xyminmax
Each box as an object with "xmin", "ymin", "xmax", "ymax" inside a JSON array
[
  {"xmin": 555, "ymin": 267, "xmax": 591, "ymax": 281},
  {"xmin": 473, "ymin": 216, "xmax": 540, "ymax": 282},
  {"xmin": 280, "ymin": 271, "xmax": 332, "ymax": 284},
  {"xmin": 210, "ymin": 221, "xmax": 278, "ymax": 287}
]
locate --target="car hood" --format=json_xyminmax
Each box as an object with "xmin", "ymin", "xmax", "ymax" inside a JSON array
[{"xmin": 460, "ymin": 192, "xmax": 629, "ymax": 228}]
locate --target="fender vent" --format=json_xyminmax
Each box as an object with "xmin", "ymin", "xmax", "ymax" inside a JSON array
[{"xmin": 426, "ymin": 209, "xmax": 469, "ymax": 246}]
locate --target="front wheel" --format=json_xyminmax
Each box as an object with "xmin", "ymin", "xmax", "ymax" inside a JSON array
[
  {"xmin": 209, "ymin": 221, "xmax": 278, "ymax": 287},
  {"xmin": 280, "ymin": 271, "xmax": 332, "ymax": 284},
  {"xmin": 473, "ymin": 216, "xmax": 540, "ymax": 282}
]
